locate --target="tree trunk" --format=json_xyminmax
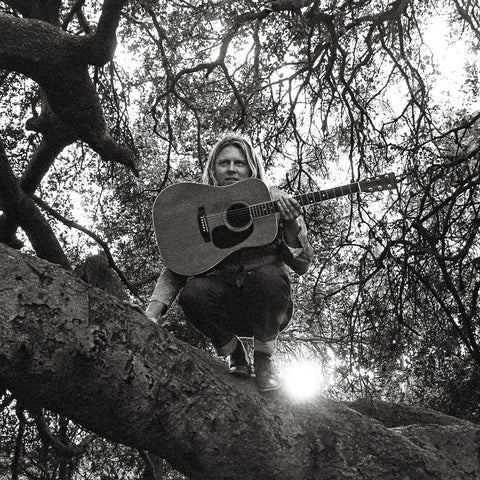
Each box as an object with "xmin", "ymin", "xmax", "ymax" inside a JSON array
[{"xmin": 0, "ymin": 243, "xmax": 478, "ymax": 480}]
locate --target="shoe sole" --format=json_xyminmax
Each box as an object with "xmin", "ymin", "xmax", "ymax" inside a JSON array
[
  {"xmin": 257, "ymin": 384, "xmax": 281, "ymax": 392},
  {"xmin": 229, "ymin": 368, "xmax": 251, "ymax": 378}
]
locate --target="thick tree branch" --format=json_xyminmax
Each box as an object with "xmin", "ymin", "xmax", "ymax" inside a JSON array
[
  {"xmin": 0, "ymin": 140, "xmax": 70, "ymax": 268},
  {"xmin": 0, "ymin": 89, "xmax": 78, "ymax": 249},
  {"xmin": 90, "ymin": 0, "xmax": 127, "ymax": 64},
  {"xmin": 0, "ymin": 243, "xmax": 479, "ymax": 480},
  {"xmin": 0, "ymin": 7, "xmax": 138, "ymax": 175},
  {"xmin": 3, "ymin": 0, "xmax": 61, "ymax": 23}
]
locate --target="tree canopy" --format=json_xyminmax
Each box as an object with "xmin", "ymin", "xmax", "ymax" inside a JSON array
[{"xmin": 1, "ymin": 0, "xmax": 480, "ymax": 478}]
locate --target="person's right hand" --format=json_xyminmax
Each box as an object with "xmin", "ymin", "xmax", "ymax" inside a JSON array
[{"xmin": 145, "ymin": 300, "xmax": 167, "ymax": 322}]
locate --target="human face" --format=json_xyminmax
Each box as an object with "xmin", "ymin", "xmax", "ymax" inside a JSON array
[{"xmin": 213, "ymin": 144, "xmax": 252, "ymax": 186}]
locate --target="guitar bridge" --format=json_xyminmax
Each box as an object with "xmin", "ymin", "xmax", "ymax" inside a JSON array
[{"xmin": 197, "ymin": 206, "xmax": 211, "ymax": 243}]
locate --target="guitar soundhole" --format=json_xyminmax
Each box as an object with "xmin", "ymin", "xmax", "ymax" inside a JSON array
[
  {"xmin": 211, "ymin": 202, "xmax": 254, "ymax": 249},
  {"xmin": 226, "ymin": 202, "xmax": 251, "ymax": 229},
  {"xmin": 212, "ymin": 225, "xmax": 254, "ymax": 249}
]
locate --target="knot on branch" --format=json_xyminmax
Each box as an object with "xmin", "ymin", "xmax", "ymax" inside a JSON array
[{"xmin": 74, "ymin": 251, "xmax": 129, "ymax": 301}]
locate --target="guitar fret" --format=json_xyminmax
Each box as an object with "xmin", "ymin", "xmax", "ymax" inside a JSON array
[
  {"xmin": 261, "ymin": 179, "xmax": 369, "ymax": 213},
  {"xmin": 251, "ymin": 202, "xmax": 276, "ymax": 218}
]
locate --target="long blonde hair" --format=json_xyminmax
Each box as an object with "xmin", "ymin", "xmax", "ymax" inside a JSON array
[{"xmin": 202, "ymin": 133, "xmax": 268, "ymax": 186}]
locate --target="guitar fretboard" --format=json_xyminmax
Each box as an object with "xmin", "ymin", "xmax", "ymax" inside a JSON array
[{"xmin": 249, "ymin": 181, "xmax": 361, "ymax": 219}]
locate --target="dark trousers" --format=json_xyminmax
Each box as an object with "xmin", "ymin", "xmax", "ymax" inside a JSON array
[{"xmin": 178, "ymin": 264, "xmax": 292, "ymax": 355}]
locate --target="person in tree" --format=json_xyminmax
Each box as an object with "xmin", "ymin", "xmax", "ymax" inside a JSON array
[{"xmin": 146, "ymin": 133, "xmax": 313, "ymax": 392}]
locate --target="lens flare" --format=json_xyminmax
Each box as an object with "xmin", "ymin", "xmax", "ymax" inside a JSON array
[{"xmin": 281, "ymin": 359, "xmax": 326, "ymax": 400}]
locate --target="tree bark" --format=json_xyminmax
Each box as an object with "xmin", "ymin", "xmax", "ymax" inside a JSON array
[
  {"xmin": 0, "ymin": 5, "xmax": 137, "ymax": 173},
  {"xmin": 0, "ymin": 243, "xmax": 479, "ymax": 480},
  {"xmin": 0, "ymin": 142, "xmax": 71, "ymax": 268},
  {"xmin": 0, "ymin": 1, "xmax": 137, "ymax": 258}
]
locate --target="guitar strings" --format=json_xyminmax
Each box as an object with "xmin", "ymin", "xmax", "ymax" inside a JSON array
[
  {"xmin": 201, "ymin": 190, "xmax": 324, "ymax": 222},
  {"xmin": 201, "ymin": 186, "xmax": 356, "ymax": 223},
  {"xmin": 203, "ymin": 202, "xmax": 277, "ymax": 223},
  {"xmin": 200, "ymin": 181, "xmax": 387, "ymax": 223},
  {"xmin": 202, "ymin": 195, "xmax": 313, "ymax": 223}
]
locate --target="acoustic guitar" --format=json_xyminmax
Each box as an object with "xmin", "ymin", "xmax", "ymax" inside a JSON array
[{"xmin": 153, "ymin": 173, "xmax": 397, "ymax": 276}]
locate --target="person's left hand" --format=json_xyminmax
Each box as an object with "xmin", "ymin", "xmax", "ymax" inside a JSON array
[{"xmin": 270, "ymin": 188, "xmax": 302, "ymax": 222}]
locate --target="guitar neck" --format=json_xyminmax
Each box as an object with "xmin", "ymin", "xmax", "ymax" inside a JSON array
[
  {"xmin": 249, "ymin": 181, "xmax": 361, "ymax": 219},
  {"xmin": 295, "ymin": 182, "xmax": 361, "ymax": 207},
  {"xmin": 249, "ymin": 173, "xmax": 397, "ymax": 219}
]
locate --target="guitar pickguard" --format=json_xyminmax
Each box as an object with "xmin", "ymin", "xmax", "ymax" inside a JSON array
[{"xmin": 212, "ymin": 224, "xmax": 254, "ymax": 249}]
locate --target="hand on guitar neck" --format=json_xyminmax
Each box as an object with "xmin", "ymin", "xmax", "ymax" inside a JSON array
[{"xmin": 270, "ymin": 187, "xmax": 303, "ymax": 248}]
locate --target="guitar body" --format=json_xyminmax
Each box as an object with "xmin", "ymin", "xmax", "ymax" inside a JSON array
[{"xmin": 152, "ymin": 178, "xmax": 278, "ymax": 276}]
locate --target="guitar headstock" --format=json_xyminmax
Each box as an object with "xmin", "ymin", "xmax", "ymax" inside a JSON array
[{"xmin": 359, "ymin": 172, "xmax": 397, "ymax": 192}]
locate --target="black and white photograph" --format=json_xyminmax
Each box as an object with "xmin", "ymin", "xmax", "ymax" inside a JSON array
[{"xmin": 1, "ymin": 1, "xmax": 479, "ymax": 478}]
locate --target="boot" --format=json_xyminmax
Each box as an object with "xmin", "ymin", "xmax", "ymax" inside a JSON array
[
  {"xmin": 227, "ymin": 339, "xmax": 251, "ymax": 378},
  {"xmin": 254, "ymin": 351, "xmax": 280, "ymax": 392}
]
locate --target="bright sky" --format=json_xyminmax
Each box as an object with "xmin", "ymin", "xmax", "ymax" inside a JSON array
[
  {"xmin": 422, "ymin": 13, "xmax": 480, "ymax": 111},
  {"xmin": 281, "ymin": 358, "xmax": 331, "ymax": 401}
]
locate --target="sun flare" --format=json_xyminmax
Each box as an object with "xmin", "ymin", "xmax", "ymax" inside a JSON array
[{"xmin": 281, "ymin": 359, "xmax": 326, "ymax": 401}]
